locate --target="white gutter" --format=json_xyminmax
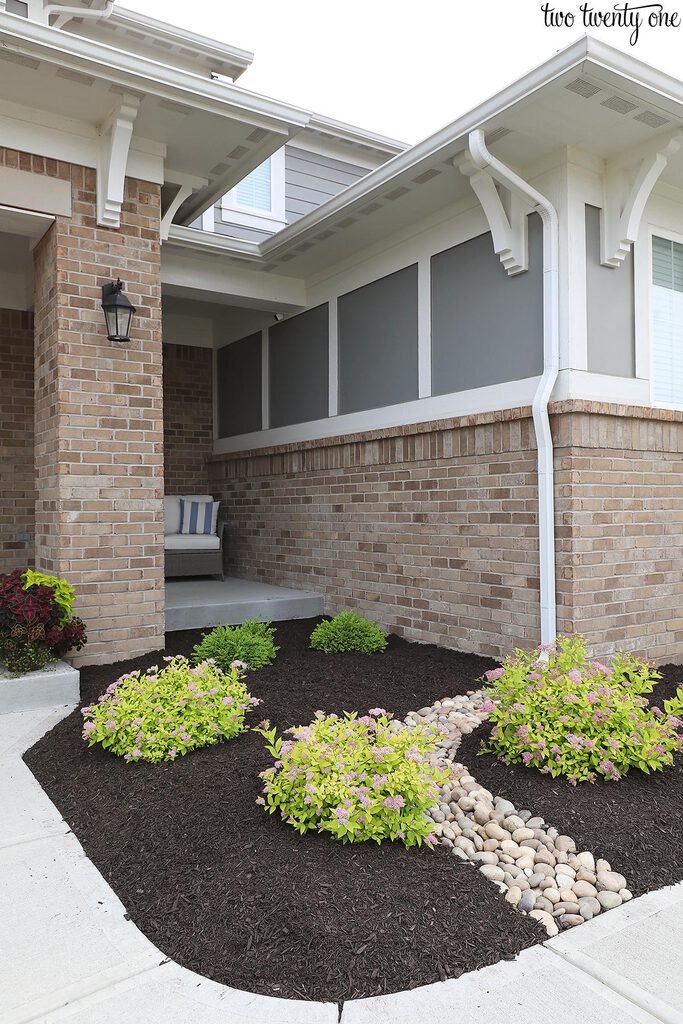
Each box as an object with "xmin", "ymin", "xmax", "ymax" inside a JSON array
[{"xmin": 466, "ymin": 129, "xmax": 559, "ymax": 646}]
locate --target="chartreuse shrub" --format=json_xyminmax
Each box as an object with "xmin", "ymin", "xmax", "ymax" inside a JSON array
[
  {"xmin": 82, "ymin": 656, "xmax": 261, "ymax": 763},
  {"xmin": 481, "ymin": 635, "xmax": 683, "ymax": 784},
  {"xmin": 191, "ymin": 618, "xmax": 278, "ymax": 672},
  {"xmin": 309, "ymin": 611, "xmax": 388, "ymax": 654},
  {"xmin": 664, "ymin": 686, "xmax": 683, "ymax": 719},
  {"xmin": 255, "ymin": 709, "xmax": 446, "ymax": 847}
]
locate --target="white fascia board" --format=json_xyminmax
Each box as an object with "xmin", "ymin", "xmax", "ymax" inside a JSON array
[
  {"xmin": 305, "ymin": 115, "xmax": 408, "ymax": 156},
  {"xmin": 109, "ymin": 6, "xmax": 254, "ymax": 80},
  {"xmin": 166, "ymin": 224, "xmax": 262, "ymax": 261},
  {"xmin": 0, "ymin": 14, "xmax": 311, "ymax": 133}
]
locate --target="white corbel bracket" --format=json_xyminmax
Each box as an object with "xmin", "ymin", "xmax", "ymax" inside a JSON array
[
  {"xmin": 96, "ymin": 94, "xmax": 140, "ymax": 229},
  {"xmin": 160, "ymin": 171, "xmax": 209, "ymax": 240},
  {"xmin": 456, "ymin": 149, "xmax": 533, "ymax": 275},
  {"xmin": 602, "ymin": 130, "xmax": 683, "ymax": 268}
]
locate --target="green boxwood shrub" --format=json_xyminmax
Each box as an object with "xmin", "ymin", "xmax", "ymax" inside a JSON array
[
  {"xmin": 191, "ymin": 619, "xmax": 278, "ymax": 671},
  {"xmin": 481, "ymin": 635, "xmax": 683, "ymax": 784},
  {"xmin": 309, "ymin": 611, "xmax": 388, "ymax": 654},
  {"xmin": 255, "ymin": 709, "xmax": 446, "ymax": 847},
  {"xmin": 81, "ymin": 655, "xmax": 261, "ymax": 763}
]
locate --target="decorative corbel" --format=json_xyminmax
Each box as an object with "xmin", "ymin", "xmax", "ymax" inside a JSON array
[
  {"xmin": 160, "ymin": 171, "xmax": 209, "ymax": 240},
  {"xmin": 456, "ymin": 150, "xmax": 533, "ymax": 275},
  {"xmin": 96, "ymin": 94, "xmax": 140, "ymax": 229},
  {"xmin": 601, "ymin": 130, "xmax": 683, "ymax": 268}
]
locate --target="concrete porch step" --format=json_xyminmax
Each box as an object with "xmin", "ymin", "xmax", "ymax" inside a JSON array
[{"xmin": 165, "ymin": 576, "xmax": 324, "ymax": 632}]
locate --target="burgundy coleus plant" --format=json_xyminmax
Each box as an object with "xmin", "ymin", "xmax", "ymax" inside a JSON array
[{"xmin": 0, "ymin": 568, "xmax": 87, "ymax": 672}]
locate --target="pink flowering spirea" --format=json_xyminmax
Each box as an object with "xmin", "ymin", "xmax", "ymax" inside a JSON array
[
  {"xmin": 254, "ymin": 709, "xmax": 447, "ymax": 848},
  {"xmin": 481, "ymin": 634, "xmax": 681, "ymax": 783},
  {"xmin": 81, "ymin": 656, "xmax": 260, "ymax": 764}
]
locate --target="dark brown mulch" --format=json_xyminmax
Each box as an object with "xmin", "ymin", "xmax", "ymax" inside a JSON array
[
  {"xmin": 24, "ymin": 619, "xmax": 545, "ymax": 1002},
  {"xmin": 457, "ymin": 665, "xmax": 683, "ymax": 897}
]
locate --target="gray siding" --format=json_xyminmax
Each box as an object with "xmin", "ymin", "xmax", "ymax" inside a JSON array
[
  {"xmin": 338, "ymin": 265, "xmax": 419, "ymax": 414},
  {"xmin": 585, "ymin": 205, "xmax": 635, "ymax": 377},
  {"xmin": 217, "ymin": 333, "xmax": 262, "ymax": 438},
  {"xmin": 212, "ymin": 215, "xmax": 272, "ymax": 243},
  {"xmin": 269, "ymin": 305, "xmax": 329, "ymax": 428},
  {"xmin": 285, "ymin": 146, "xmax": 369, "ymax": 223},
  {"xmin": 431, "ymin": 214, "xmax": 544, "ymax": 395}
]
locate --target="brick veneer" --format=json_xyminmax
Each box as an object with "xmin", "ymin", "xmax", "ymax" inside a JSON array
[
  {"xmin": 24, "ymin": 147, "xmax": 165, "ymax": 666},
  {"xmin": 209, "ymin": 409, "xmax": 545, "ymax": 658},
  {"xmin": 0, "ymin": 308, "xmax": 34, "ymax": 572},
  {"xmin": 209, "ymin": 402, "xmax": 683, "ymax": 663},
  {"xmin": 163, "ymin": 343, "xmax": 213, "ymax": 494}
]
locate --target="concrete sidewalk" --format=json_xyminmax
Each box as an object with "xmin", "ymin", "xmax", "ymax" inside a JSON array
[{"xmin": 2, "ymin": 705, "xmax": 681, "ymax": 1024}]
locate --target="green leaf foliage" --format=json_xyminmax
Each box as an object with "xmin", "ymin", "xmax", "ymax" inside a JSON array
[
  {"xmin": 309, "ymin": 611, "xmax": 388, "ymax": 654},
  {"xmin": 22, "ymin": 569, "xmax": 76, "ymax": 625},
  {"xmin": 254, "ymin": 708, "xmax": 446, "ymax": 848},
  {"xmin": 191, "ymin": 618, "xmax": 278, "ymax": 671},
  {"xmin": 481, "ymin": 635, "xmax": 683, "ymax": 784},
  {"xmin": 81, "ymin": 655, "xmax": 261, "ymax": 763}
]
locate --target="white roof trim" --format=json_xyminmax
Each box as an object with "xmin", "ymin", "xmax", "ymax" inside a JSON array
[{"xmin": 0, "ymin": 12, "xmax": 310, "ymax": 130}]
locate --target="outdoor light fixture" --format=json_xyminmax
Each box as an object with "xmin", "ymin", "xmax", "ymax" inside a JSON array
[{"xmin": 101, "ymin": 279, "xmax": 136, "ymax": 342}]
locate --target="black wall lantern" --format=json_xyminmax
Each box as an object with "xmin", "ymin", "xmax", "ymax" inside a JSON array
[{"xmin": 101, "ymin": 279, "xmax": 136, "ymax": 342}]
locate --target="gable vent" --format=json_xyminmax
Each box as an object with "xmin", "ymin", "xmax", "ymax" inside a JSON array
[
  {"xmin": 295, "ymin": 241, "xmax": 315, "ymax": 253},
  {"xmin": 359, "ymin": 202, "xmax": 382, "ymax": 216},
  {"xmin": 601, "ymin": 95, "xmax": 637, "ymax": 115},
  {"xmin": 634, "ymin": 110, "xmax": 670, "ymax": 129},
  {"xmin": 412, "ymin": 168, "xmax": 441, "ymax": 184},
  {"xmin": 337, "ymin": 216, "xmax": 358, "ymax": 228},
  {"xmin": 565, "ymin": 78, "xmax": 601, "ymax": 99},
  {"xmin": 486, "ymin": 127, "xmax": 511, "ymax": 144},
  {"xmin": 386, "ymin": 186, "xmax": 411, "ymax": 200},
  {"xmin": 226, "ymin": 145, "xmax": 248, "ymax": 160},
  {"xmin": 210, "ymin": 162, "xmax": 229, "ymax": 176},
  {"xmin": 314, "ymin": 229, "xmax": 335, "ymax": 241},
  {"xmin": 247, "ymin": 128, "xmax": 269, "ymax": 143}
]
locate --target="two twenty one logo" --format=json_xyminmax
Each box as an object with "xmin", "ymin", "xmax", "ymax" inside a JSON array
[{"xmin": 540, "ymin": 3, "xmax": 681, "ymax": 45}]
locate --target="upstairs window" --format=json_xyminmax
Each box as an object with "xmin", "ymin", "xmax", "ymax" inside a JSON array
[
  {"xmin": 235, "ymin": 159, "xmax": 272, "ymax": 213},
  {"xmin": 220, "ymin": 149, "xmax": 286, "ymax": 231},
  {"xmin": 651, "ymin": 234, "xmax": 683, "ymax": 405}
]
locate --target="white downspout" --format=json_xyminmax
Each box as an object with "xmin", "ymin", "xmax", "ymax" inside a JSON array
[{"xmin": 466, "ymin": 128, "xmax": 559, "ymax": 647}]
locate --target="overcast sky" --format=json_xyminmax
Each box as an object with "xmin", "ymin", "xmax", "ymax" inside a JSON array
[{"xmin": 124, "ymin": 0, "xmax": 683, "ymax": 143}]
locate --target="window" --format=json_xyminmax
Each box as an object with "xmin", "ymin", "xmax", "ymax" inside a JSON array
[
  {"xmin": 221, "ymin": 148, "xmax": 286, "ymax": 230},
  {"xmin": 235, "ymin": 160, "xmax": 272, "ymax": 213},
  {"xmin": 651, "ymin": 234, "xmax": 683, "ymax": 405},
  {"xmin": 6, "ymin": 0, "xmax": 29, "ymax": 15}
]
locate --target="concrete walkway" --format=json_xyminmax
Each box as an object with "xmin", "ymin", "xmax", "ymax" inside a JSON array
[{"xmin": 2, "ymin": 704, "xmax": 682, "ymax": 1024}]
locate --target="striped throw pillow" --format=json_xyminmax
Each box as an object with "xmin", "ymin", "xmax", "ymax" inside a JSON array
[{"xmin": 179, "ymin": 498, "xmax": 220, "ymax": 536}]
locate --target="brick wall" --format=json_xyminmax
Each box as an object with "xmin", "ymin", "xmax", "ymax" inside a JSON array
[
  {"xmin": 26, "ymin": 146, "xmax": 165, "ymax": 666},
  {"xmin": 163, "ymin": 343, "xmax": 213, "ymax": 494},
  {"xmin": 0, "ymin": 308, "xmax": 34, "ymax": 572},
  {"xmin": 553, "ymin": 401, "xmax": 683, "ymax": 663},
  {"xmin": 209, "ymin": 409, "xmax": 545, "ymax": 658},
  {"xmin": 210, "ymin": 403, "xmax": 683, "ymax": 663}
]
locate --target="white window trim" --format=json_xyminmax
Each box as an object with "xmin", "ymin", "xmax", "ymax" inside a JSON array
[
  {"xmin": 642, "ymin": 221, "xmax": 683, "ymax": 409},
  {"xmin": 220, "ymin": 148, "xmax": 286, "ymax": 231}
]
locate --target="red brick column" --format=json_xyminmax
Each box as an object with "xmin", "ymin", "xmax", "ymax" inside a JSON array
[
  {"xmin": 32, "ymin": 161, "xmax": 164, "ymax": 665},
  {"xmin": 0, "ymin": 309, "xmax": 35, "ymax": 572},
  {"xmin": 162, "ymin": 343, "xmax": 213, "ymax": 494}
]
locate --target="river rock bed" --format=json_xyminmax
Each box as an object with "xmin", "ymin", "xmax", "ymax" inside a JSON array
[{"xmin": 409, "ymin": 692, "xmax": 632, "ymax": 936}]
